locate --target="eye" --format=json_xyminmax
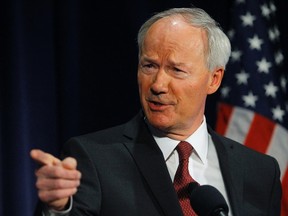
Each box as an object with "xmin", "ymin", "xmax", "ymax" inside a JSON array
[
  {"xmin": 140, "ymin": 63, "xmax": 158, "ymax": 74},
  {"xmin": 174, "ymin": 67, "xmax": 183, "ymax": 73},
  {"xmin": 169, "ymin": 67, "xmax": 189, "ymax": 78},
  {"xmin": 143, "ymin": 63, "xmax": 154, "ymax": 69}
]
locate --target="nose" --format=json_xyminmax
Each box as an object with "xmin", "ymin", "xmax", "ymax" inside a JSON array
[{"xmin": 150, "ymin": 69, "xmax": 169, "ymax": 95}]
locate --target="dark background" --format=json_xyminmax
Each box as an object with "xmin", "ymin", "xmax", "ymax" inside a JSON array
[{"xmin": 0, "ymin": 0, "xmax": 287, "ymax": 215}]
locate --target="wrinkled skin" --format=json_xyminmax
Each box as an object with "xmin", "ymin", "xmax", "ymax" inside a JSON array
[{"xmin": 138, "ymin": 15, "xmax": 224, "ymax": 140}]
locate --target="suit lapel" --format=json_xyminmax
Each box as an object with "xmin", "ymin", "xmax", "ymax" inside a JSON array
[
  {"xmin": 208, "ymin": 126, "xmax": 243, "ymax": 216},
  {"xmin": 122, "ymin": 112, "xmax": 183, "ymax": 216},
  {"xmin": 122, "ymin": 113, "xmax": 245, "ymax": 216}
]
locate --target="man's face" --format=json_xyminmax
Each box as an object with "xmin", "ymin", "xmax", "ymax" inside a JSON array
[{"xmin": 137, "ymin": 16, "xmax": 223, "ymax": 139}]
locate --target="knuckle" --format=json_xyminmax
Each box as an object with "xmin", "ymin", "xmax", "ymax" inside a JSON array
[
  {"xmin": 53, "ymin": 179, "xmax": 64, "ymax": 189},
  {"xmin": 38, "ymin": 191, "xmax": 48, "ymax": 202},
  {"xmin": 51, "ymin": 167, "xmax": 63, "ymax": 177},
  {"xmin": 35, "ymin": 180, "xmax": 42, "ymax": 189}
]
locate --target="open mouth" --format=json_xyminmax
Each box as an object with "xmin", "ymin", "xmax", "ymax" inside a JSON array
[
  {"xmin": 148, "ymin": 101, "xmax": 169, "ymax": 111},
  {"xmin": 152, "ymin": 101, "xmax": 163, "ymax": 106}
]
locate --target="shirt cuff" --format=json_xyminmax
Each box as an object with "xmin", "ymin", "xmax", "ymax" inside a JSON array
[{"xmin": 43, "ymin": 197, "xmax": 73, "ymax": 216}]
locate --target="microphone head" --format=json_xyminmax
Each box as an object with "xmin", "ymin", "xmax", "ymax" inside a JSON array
[{"xmin": 189, "ymin": 184, "xmax": 229, "ymax": 216}]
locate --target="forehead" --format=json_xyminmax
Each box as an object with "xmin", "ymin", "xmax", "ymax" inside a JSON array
[{"xmin": 142, "ymin": 16, "xmax": 208, "ymax": 60}]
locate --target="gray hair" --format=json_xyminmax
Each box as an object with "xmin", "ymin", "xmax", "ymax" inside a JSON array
[{"xmin": 137, "ymin": 7, "xmax": 231, "ymax": 71}]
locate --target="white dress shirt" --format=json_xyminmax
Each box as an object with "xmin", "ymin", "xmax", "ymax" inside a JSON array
[{"xmin": 150, "ymin": 116, "xmax": 232, "ymax": 215}]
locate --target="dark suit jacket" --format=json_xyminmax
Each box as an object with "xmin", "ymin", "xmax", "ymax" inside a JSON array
[{"xmin": 36, "ymin": 111, "xmax": 282, "ymax": 216}]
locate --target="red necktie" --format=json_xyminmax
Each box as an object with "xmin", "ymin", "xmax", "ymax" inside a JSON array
[{"xmin": 173, "ymin": 141, "xmax": 198, "ymax": 216}]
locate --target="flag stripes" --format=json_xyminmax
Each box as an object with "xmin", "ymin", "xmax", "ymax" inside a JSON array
[
  {"xmin": 215, "ymin": 0, "xmax": 288, "ymax": 214},
  {"xmin": 216, "ymin": 103, "xmax": 288, "ymax": 182}
]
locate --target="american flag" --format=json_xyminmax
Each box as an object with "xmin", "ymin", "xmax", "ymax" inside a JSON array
[{"xmin": 215, "ymin": 0, "xmax": 288, "ymax": 215}]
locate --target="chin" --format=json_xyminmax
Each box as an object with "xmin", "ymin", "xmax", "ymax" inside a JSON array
[{"xmin": 146, "ymin": 113, "xmax": 172, "ymax": 130}]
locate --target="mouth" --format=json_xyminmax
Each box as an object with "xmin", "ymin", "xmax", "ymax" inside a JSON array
[{"xmin": 147, "ymin": 100, "xmax": 170, "ymax": 111}]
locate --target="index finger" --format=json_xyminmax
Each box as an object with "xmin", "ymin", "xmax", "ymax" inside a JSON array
[{"xmin": 30, "ymin": 149, "xmax": 61, "ymax": 166}]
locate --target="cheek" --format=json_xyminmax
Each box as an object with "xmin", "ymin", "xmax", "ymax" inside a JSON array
[
  {"xmin": 137, "ymin": 72, "xmax": 143, "ymax": 89},
  {"xmin": 137, "ymin": 74, "xmax": 148, "ymax": 97},
  {"xmin": 187, "ymin": 74, "xmax": 210, "ymax": 93},
  {"xmin": 138, "ymin": 73, "xmax": 151, "ymax": 90},
  {"xmin": 178, "ymin": 81, "xmax": 208, "ymax": 106}
]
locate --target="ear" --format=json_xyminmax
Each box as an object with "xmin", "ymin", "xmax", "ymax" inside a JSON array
[{"xmin": 207, "ymin": 67, "xmax": 224, "ymax": 95}]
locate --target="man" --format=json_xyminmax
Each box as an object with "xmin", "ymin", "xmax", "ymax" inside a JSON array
[{"xmin": 31, "ymin": 7, "xmax": 282, "ymax": 216}]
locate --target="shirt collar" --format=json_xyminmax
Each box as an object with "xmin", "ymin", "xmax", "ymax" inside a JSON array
[{"xmin": 146, "ymin": 116, "xmax": 209, "ymax": 165}]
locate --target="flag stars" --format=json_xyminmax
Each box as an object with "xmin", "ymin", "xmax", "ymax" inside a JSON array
[
  {"xmin": 242, "ymin": 91, "xmax": 258, "ymax": 108},
  {"xmin": 220, "ymin": 86, "xmax": 230, "ymax": 98},
  {"xmin": 227, "ymin": 29, "xmax": 235, "ymax": 39},
  {"xmin": 235, "ymin": 70, "xmax": 249, "ymax": 85},
  {"xmin": 240, "ymin": 12, "xmax": 256, "ymax": 27},
  {"xmin": 230, "ymin": 49, "xmax": 242, "ymax": 62},
  {"xmin": 280, "ymin": 76, "xmax": 287, "ymax": 92},
  {"xmin": 275, "ymin": 51, "xmax": 284, "ymax": 65},
  {"xmin": 248, "ymin": 35, "xmax": 263, "ymax": 50},
  {"xmin": 272, "ymin": 105, "xmax": 285, "ymax": 122},
  {"xmin": 256, "ymin": 58, "xmax": 272, "ymax": 74},
  {"xmin": 261, "ymin": 4, "xmax": 271, "ymax": 18},
  {"xmin": 269, "ymin": 2, "xmax": 276, "ymax": 13},
  {"xmin": 268, "ymin": 26, "xmax": 280, "ymax": 42},
  {"xmin": 264, "ymin": 81, "xmax": 278, "ymax": 98},
  {"xmin": 268, "ymin": 29, "xmax": 276, "ymax": 41}
]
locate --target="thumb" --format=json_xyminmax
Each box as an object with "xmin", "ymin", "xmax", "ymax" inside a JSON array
[{"xmin": 61, "ymin": 157, "xmax": 77, "ymax": 170}]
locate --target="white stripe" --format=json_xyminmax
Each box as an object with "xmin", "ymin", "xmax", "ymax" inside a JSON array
[
  {"xmin": 225, "ymin": 106, "xmax": 254, "ymax": 144},
  {"xmin": 266, "ymin": 124, "xmax": 288, "ymax": 181}
]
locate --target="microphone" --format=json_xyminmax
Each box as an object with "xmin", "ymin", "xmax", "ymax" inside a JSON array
[{"xmin": 189, "ymin": 183, "xmax": 229, "ymax": 216}]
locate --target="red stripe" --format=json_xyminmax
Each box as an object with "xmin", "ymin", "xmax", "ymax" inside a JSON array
[
  {"xmin": 281, "ymin": 168, "xmax": 288, "ymax": 216},
  {"xmin": 215, "ymin": 103, "xmax": 234, "ymax": 135},
  {"xmin": 244, "ymin": 113, "xmax": 275, "ymax": 154}
]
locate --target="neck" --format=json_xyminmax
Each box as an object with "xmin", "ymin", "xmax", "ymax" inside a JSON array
[{"xmin": 145, "ymin": 117, "xmax": 205, "ymax": 141}]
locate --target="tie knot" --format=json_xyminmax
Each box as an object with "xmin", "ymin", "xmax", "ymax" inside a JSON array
[{"xmin": 176, "ymin": 141, "xmax": 193, "ymax": 161}]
